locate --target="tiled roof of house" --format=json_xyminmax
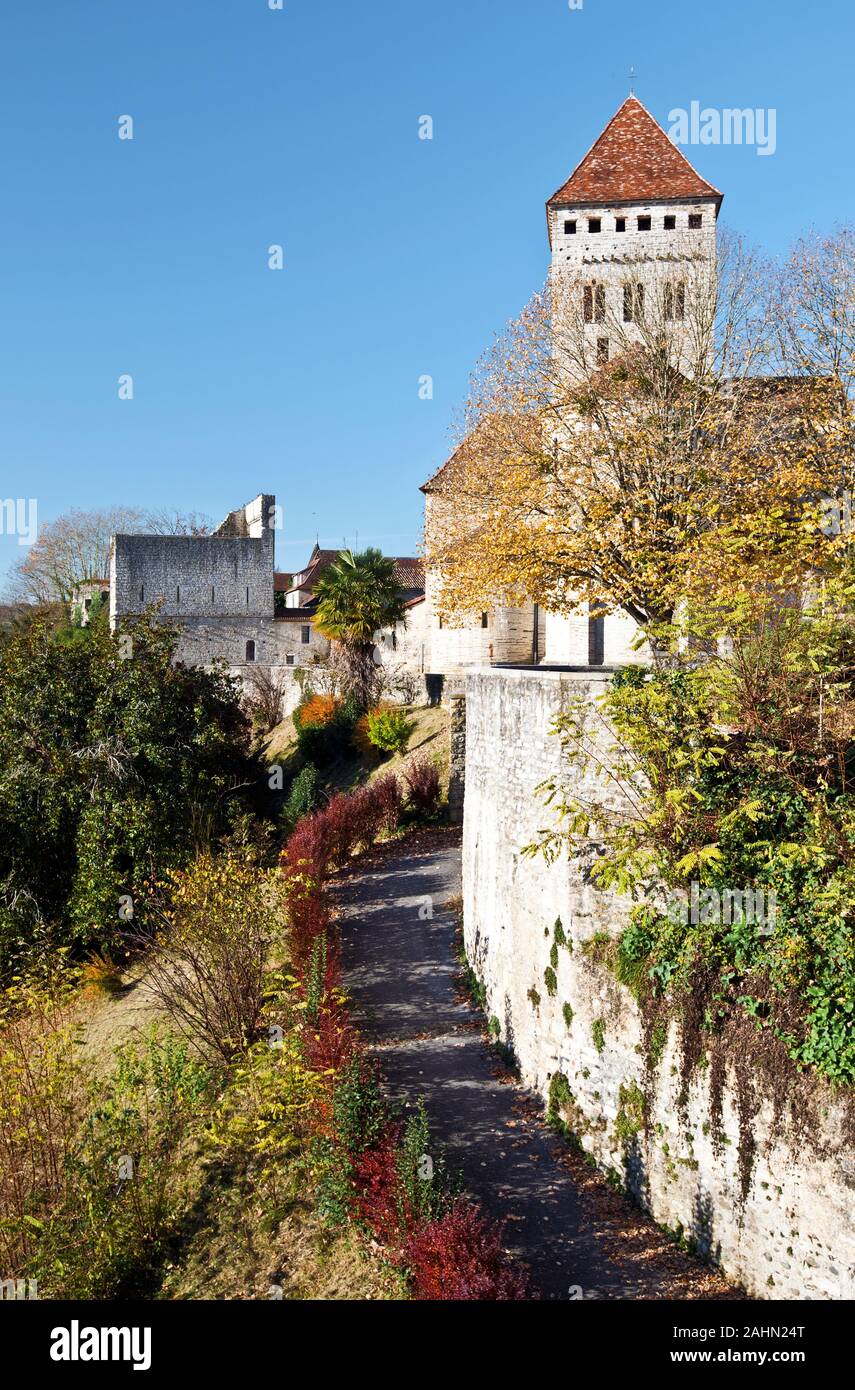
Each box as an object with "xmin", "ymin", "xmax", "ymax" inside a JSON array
[
  {"xmin": 273, "ymin": 572, "xmax": 293, "ymax": 592},
  {"xmin": 547, "ymin": 97, "xmax": 722, "ymax": 232},
  {"xmin": 281, "ymin": 547, "xmax": 424, "ymax": 608}
]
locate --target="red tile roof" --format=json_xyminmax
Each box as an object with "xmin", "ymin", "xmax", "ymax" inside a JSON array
[{"xmin": 547, "ymin": 97, "xmax": 722, "ymax": 235}]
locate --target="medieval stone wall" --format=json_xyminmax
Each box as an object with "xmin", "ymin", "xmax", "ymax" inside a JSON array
[{"xmin": 462, "ymin": 666, "xmax": 854, "ymax": 1300}]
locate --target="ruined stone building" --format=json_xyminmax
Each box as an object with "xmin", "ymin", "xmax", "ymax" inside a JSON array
[{"xmin": 109, "ymin": 494, "xmax": 424, "ymax": 711}]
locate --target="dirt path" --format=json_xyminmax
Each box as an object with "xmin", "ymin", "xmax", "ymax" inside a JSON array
[{"xmin": 335, "ymin": 828, "xmax": 742, "ymax": 1302}]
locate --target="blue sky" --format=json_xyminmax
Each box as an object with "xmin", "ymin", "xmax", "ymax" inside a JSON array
[{"xmin": 1, "ymin": 0, "xmax": 853, "ymax": 582}]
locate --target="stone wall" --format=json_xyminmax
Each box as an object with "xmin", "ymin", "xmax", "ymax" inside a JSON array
[{"xmin": 462, "ymin": 667, "xmax": 854, "ymax": 1300}]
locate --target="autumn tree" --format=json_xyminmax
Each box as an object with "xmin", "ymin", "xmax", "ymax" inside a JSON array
[{"xmin": 425, "ymin": 230, "xmax": 852, "ymax": 650}]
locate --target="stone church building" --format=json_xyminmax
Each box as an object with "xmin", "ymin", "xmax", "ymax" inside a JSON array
[{"xmin": 420, "ymin": 95, "xmax": 722, "ymax": 677}]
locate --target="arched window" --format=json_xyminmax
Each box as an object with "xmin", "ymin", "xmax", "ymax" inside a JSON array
[{"xmin": 245, "ymin": 640, "xmax": 256, "ymax": 663}]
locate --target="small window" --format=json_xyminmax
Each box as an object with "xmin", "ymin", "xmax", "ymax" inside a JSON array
[
  {"xmin": 664, "ymin": 214, "xmax": 676, "ymax": 230},
  {"xmin": 245, "ymin": 640, "xmax": 256, "ymax": 663},
  {"xmin": 597, "ymin": 337, "xmax": 610, "ymax": 365},
  {"xmin": 84, "ymin": 597, "xmax": 91, "ymax": 611},
  {"xmin": 176, "ymin": 586, "xmax": 180, "ymax": 604},
  {"xmin": 301, "ymin": 625, "xmax": 311, "ymax": 644},
  {"xmin": 688, "ymin": 213, "xmax": 703, "ymax": 230},
  {"xmin": 286, "ymin": 653, "xmax": 295, "ymax": 666},
  {"xmin": 564, "ymin": 219, "xmax": 577, "ymax": 235},
  {"xmin": 615, "ymin": 217, "xmax": 626, "ymax": 232},
  {"xmin": 392, "ymin": 631, "xmax": 398, "ymax": 650},
  {"xmin": 481, "ymin": 612, "xmax": 489, "ymax": 629},
  {"xmin": 637, "ymin": 215, "xmax": 652, "ymax": 231},
  {"xmin": 438, "ymin": 615, "xmax": 443, "ymax": 630},
  {"xmin": 588, "ymin": 217, "xmax": 601, "ymax": 233},
  {"xmin": 211, "ymin": 586, "xmax": 215, "ymax": 603},
  {"xmin": 139, "ymin": 584, "xmax": 144, "ymax": 602},
  {"xmin": 246, "ymin": 586, "xmax": 249, "ymax": 607}
]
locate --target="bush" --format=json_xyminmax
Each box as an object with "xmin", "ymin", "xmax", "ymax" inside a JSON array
[
  {"xmin": 141, "ymin": 855, "xmax": 284, "ymax": 1065},
  {"xmin": 297, "ymin": 694, "xmax": 340, "ymax": 729},
  {"xmin": 372, "ymin": 772, "xmax": 404, "ymax": 835},
  {"xmin": 0, "ymin": 972, "xmax": 89, "ymax": 1279},
  {"xmin": 0, "ymin": 613, "xmax": 257, "ymax": 981},
  {"xmin": 245, "ymin": 666, "xmax": 287, "ymax": 736},
  {"xmin": 294, "ymin": 694, "xmax": 356, "ymax": 766},
  {"xmin": 283, "ymin": 811, "xmax": 337, "ymax": 883},
  {"xmin": 366, "ymin": 707, "xmax": 416, "ymax": 755},
  {"xmin": 404, "ymin": 757, "xmax": 442, "ymax": 819},
  {"xmin": 206, "ymin": 1025, "xmax": 319, "ymax": 1216},
  {"xmin": 282, "ymin": 763, "xmax": 321, "ymax": 830},
  {"xmin": 405, "ymin": 1200, "xmax": 529, "ymax": 1300},
  {"xmin": 36, "ymin": 1031, "xmax": 212, "ymax": 1299}
]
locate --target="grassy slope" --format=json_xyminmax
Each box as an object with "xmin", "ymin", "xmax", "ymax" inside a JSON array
[
  {"xmin": 264, "ymin": 703, "xmax": 451, "ymax": 798},
  {"xmin": 69, "ymin": 948, "xmax": 403, "ymax": 1302}
]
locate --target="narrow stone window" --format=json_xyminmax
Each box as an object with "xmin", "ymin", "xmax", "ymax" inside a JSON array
[
  {"xmin": 623, "ymin": 283, "xmax": 644, "ymax": 322},
  {"xmin": 481, "ymin": 612, "xmax": 489, "ymax": 629},
  {"xmin": 637, "ymin": 215, "xmax": 652, "ymax": 231},
  {"xmin": 246, "ymin": 586, "xmax": 249, "ymax": 607},
  {"xmin": 615, "ymin": 216, "xmax": 626, "ymax": 232},
  {"xmin": 139, "ymin": 584, "xmax": 144, "ymax": 602},
  {"xmin": 588, "ymin": 217, "xmax": 601, "ymax": 233},
  {"xmin": 211, "ymin": 586, "xmax": 215, "ymax": 604},
  {"xmin": 664, "ymin": 214, "xmax": 676, "ymax": 230},
  {"xmin": 301, "ymin": 625, "xmax": 311, "ymax": 644},
  {"xmin": 176, "ymin": 586, "xmax": 180, "ymax": 604},
  {"xmin": 688, "ymin": 213, "xmax": 703, "ymax": 230},
  {"xmin": 286, "ymin": 653, "xmax": 295, "ymax": 666},
  {"xmin": 564, "ymin": 219, "xmax": 576, "ymax": 235},
  {"xmin": 664, "ymin": 282, "xmax": 686, "ymax": 321},
  {"xmin": 245, "ymin": 640, "xmax": 256, "ymax": 662},
  {"xmin": 585, "ymin": 284, "xmax": 606, "ymax": 323},
  {"xmin": 597, "ymin": 337, "xmax": 610, "ymax": 364}
]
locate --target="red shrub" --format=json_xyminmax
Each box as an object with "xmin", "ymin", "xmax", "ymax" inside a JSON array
[
  {"xmin": 350, "ymin": 1124, "xmax": 407, "ymax": 1247},
  {"xmin": 287, "ymin": 887, "xmax": 330, "ymax": 966},
  {"xmin": 282, "ymin": 810, "xmax": 337, "ymax": 881},
  {"xmin": 347, "ymin": 785, "xmax": 385, "ymax": 850},
  {"xmin": 371, "ymin": 772, "xmax": 403, "ymax": 835},
  {"xmin": 323, "ymin": 794, "xmax": 358, "ymax": 867},
  {"xmin": 302, "ymin": 998, "xmax": 355, "ymax": 1075},
  {"xmin": 403, "ymin": 757, "xmax": 442, "ymax": 818},
  {"xmin": 405, "ymin": 1200, "xmax": 529, "ymax": 1301}
]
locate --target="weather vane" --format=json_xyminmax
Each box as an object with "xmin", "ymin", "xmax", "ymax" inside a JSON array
[{"xmin": 629, "ymin": 65, "xmax": 637, "ymax": 97}]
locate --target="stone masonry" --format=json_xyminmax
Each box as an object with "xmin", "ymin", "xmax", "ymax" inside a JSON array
[{"xmin": 462, "ymin": 667, "xmax": 855, "ymax": 1301}]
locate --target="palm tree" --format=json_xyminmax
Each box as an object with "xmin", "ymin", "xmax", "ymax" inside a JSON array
[{"xmin": 312, "ymin": 548, "xmax": 408, "ymax": 709}]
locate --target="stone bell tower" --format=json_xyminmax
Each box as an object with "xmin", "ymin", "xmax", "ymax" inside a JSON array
[{"xmin": 546, "ymin": 96, "xmax": 723, "ymax": 377}]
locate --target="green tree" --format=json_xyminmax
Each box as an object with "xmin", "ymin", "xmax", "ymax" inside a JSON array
[
  {"xmin": 312, "ymin": 549, "xmax": 408, "ymax": 709},
  {"xmin": 0, "ymin": 613, "xmax": 258, "ymax": 978}
]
